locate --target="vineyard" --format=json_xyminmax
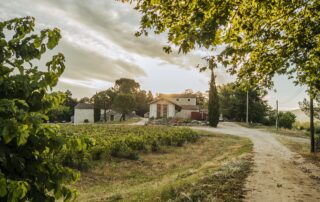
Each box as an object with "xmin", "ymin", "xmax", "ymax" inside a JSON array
[{"xmin": 57, "ymin": 125, "xmax": 200, "ymax": 170}]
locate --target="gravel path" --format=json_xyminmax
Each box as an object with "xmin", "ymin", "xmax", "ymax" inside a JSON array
[
  {"xmin": 129, "ymin": 118, "xmax": 148, "ymax": 126},
  {"xmin": 193, "ymin": 122, "xmax": 320, "ymax": 202}
]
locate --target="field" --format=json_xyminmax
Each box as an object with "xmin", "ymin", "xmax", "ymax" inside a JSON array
[{"xmin": 57, "ymin": 125, "xmax": 253, "ymax": 201}]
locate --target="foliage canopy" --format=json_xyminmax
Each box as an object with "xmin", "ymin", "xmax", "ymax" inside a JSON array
[
  {"xmin": 0, "ymin": 17, "xmax": 79, "ymax": 201},
  {"xmin": 123, "ymin": 0, "xmax": 320, "ymax": 94}
]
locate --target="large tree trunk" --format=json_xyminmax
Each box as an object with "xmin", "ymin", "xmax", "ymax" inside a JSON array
[
  {"xmin": 120, "ymin": 113, "xmax": 126, "ymax": 121},
  {"xmin": 310, "ymin": 97, "xmax": 315, "ymax": 153}
]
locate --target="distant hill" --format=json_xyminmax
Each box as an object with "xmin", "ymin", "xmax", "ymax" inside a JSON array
[{"xmin": 288, "ymin": 109, "xmax": 318, "ymax": 122}]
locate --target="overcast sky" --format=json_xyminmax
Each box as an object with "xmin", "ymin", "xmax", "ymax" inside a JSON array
[{"xmin": 0, "ymin": 0, "xmax": 307, "ymax": 110}]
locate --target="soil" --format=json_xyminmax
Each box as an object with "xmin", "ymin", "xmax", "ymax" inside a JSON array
[{"xmin": 193, "ymin": 122, "xmax": 320, "ymax": 202}]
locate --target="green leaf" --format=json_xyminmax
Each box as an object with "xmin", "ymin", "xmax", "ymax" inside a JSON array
[
  {"xmin": 17, "ymin": 124, "xmax": 29, "ymax": 146},
  {"xmin": 2, "ymin": 126, "xmax": 15, "ymax": 144},
  {"xmin": 0, "ymin": 176, "xmax": 7, "ymax": 197}
]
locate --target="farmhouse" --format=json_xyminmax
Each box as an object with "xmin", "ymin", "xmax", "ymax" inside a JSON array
[
  {"xmin": 74, "ymin": 103, "xmax": 122, "ymax": 124},
  {"xmin": 149, "ymin": 94, "xmax": 203, "ymax": 119}
]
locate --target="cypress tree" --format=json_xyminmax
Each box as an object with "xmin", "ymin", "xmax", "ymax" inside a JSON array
[{"xmin": 208, "ymin": 69, "xmax": 220, "ymax": 127}]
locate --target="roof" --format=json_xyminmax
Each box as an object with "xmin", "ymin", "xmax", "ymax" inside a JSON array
[
  {"xmin": 75, "ymin": 103, "xmax": 94, "ymax": 109},
  {"xmin": 180, "ymin": 105, "xmax": 200, "ymax": 110},
  {"xmin": 159, "ymin": 93, "xmax": 197, "ymax": 98},
  {"xmin": 149, "ymin": 98, "xmax": 179, "ymax": 105},
  {"xmin": 104, "ymin": 110, "xmax": 121, "ymax": 115},
  {"xmin": 149, "ymin": 98, "xmax": 182, "ymax": 111}
]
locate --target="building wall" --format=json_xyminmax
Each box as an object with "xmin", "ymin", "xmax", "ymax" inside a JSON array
[
  {"xmin": 168, "ymin": 104, "xmax": 175, "ymax": 117},
  {"xmin": 175, "ymin": 109, "xmax": 198, "ymax": 119},
  {"xmin": 167, "ymin": 98, "xmax": 197, "ymax": 106},
  {"xmin": 74, "ymin": 109, "xmax": 94, "ymax": 123},
  {"xmin": 149, "ymin": 103, "xmax": 157, "ymax": 118},
  {"xmin": 149, "ymin": 101, "xmax": 175, "ymax": 118}
]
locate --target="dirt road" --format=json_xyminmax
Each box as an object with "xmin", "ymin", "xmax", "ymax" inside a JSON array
[
  {"xmin": 193, "ymin": 122, "xmax": 320, "ymax": 202},
  {"xmin": 129, "ymin": 118, "xmax": 148, "ymax": 126}
]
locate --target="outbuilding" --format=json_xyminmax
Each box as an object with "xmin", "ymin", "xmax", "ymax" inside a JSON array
[{"xmin": 74, "ymin": 103, "xmax": 95, "ymax": 124}]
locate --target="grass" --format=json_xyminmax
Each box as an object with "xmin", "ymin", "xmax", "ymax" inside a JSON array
[
  {"xmin": 73, "ymin": 130, "xmax": 253, "ymax": 201},
  {"xmin": 239, "ymin": 122, "xmax": 320, "ymax": 170},
  {"xmin": 238, "ymin": 122, "xmax": 309, "ymax": 138},
  {"xmin": 276, "ymin": 136, "xmax": 320, "ymax": 168}
]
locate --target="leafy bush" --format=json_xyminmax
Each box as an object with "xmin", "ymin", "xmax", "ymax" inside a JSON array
[
  {"xmin": 0, "ymin": 17, "xmax": 79, "ymax": 201},
  {"xmin": 278, "ymin": 112, "xmax": 296, "ymax": 129},
  {"xmin": 264, "ymin": 111, "xmax": 296, "ymax": 129},
  {"xmin": 58, "ymin": 125, "xmax": 200, "ymax": 167}
]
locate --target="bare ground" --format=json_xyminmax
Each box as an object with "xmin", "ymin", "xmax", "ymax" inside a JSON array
[{"xmin": 193, "ymin": 122, "xmax": 320, "ymax": 202}]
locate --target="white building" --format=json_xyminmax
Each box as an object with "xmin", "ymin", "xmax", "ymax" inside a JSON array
[
  {"xmin": 74, "ymin": 104, "xmax": 126, "ymax": 124},
  {"xmin": 149, "ymin": 94, "xmax": 200, "ymax": 119},
  {"xmin": 74, "ymin": 103, "xmax": 95, "ymax": 124}
]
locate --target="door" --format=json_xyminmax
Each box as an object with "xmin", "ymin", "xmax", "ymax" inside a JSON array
[
  {"xmin": 157, "ymin": 104, "xmax": 161, "ymax": 118},
  {"xmin": 163, "ymin": 104, "xmax": 168, "ymax": 118}
]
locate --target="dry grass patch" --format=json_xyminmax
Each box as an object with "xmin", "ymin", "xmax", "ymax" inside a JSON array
[{"xmin": 276, "ymin": 136, "xmax": 320, "ymax": 168}]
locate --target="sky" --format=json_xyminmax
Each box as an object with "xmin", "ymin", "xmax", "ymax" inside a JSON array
[{"xmin": 0, "ymin": 0, "xmax": 308, "ymax": 110}]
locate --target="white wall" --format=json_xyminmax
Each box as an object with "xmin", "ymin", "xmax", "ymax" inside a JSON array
[
  {"xmin": 149, "ymin": 102, "xmax": 175, "ymax": 118},
  {"xmin": 149, "ymin": 103, "xmax": 157, "ymax": 118},
  {"xmin": 74, "ymin": 109, "xmax": 94, "ymax": 124},
  {"xmin": 168, "ymin": 104, "xmax": 175, "ymax": 118},
  {"xmin": 168, "ymin": 98, "xmax": 197, "ymax": 106},
  {"xmin": 175, "ymin": 109, "xmax": 196, "ymax": 119}
]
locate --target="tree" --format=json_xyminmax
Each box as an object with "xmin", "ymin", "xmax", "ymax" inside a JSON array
[
  {"xmin": 123, "ymin": 0, "xmax": 320, "ymax": 152},
  {"xmin": 63, "ymin": 90, "xmax": 78, "ymax": 120},
  {"xmin": 278, "ymin": 112, "xmax": 296, "ymax": 129},
  {"xmin": 113, "ymin": 78, "xmax": 141, "ymax": 118},
  {"xmin": 299, "ymin": 95, "xmax": 320, "ymax": 120},
  {"xmin": 115, "ymin": 78, "xmax": 140, "ymax": 94},
  {"xmin": 135, "ymin": 90, "xmax": 149, "ymax": 116},
  {"xmin": 79, "ymin": 97, "xmax": 91, "ymax": 104},
  {"xmin": 92, "ymin": 90, "xmax": 114, "ymax": 122},
  {"xmin": 124, "ymin": 0, "xmax": 320, "ymax": 91},
  {"xmin": 47, "ymin": 91, "xmax": 77, "ymax": 122},
  {"xmin": 113, "ymin": 93, "xmax": 135, "ymax": 121},
  {"xmin": 208, "ymin": 70, "xmax": 219, "ymax": 127},
  {"xmin": 219, "ymin": 83, "xmax": 270, "ymax": 123},
  {"xmin": 0, "ymin": 17, "xmax": 78, "ymax": 201},
  {"xmin": 146, "ymin": 90, "xmax": 153, "ymax": 103},
  {"xmin": 47, "ymin": 105, "xmax": 70, "ymax": 122},
  {"xmin": 183, "ymin": 89, "xmax": 194, "ymax": 95}
]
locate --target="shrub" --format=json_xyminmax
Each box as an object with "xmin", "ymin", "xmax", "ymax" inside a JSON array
[
  {"xmin": 151, "ymin": 140, "xmax": 161, "ymax": 152},
  {"xmin": 57, "ymin": 125, "xmax": 200, "ymax": 166},
  {"xmin": 278, "ymin": 112, "xmax": 296, "ymax": 129},
  {"xmin": 0, "ymin": 17, "xmax": 82, "ymax": 201}
]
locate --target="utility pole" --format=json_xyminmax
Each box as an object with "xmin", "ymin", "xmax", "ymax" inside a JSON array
[
  {"xmin": 310, "ymin": 96, "xmax": 315, "ymax": 153},
  {"xmin": 276, "ymin": 100, "xmax": 278, "ymax": 130},
  {"xmin": 246, "ymin": 90, "xmax": 249, "ymax": 124}
]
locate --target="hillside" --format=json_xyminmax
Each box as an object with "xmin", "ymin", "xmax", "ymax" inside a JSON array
[{"xmin": 289, "ymin": 109, "xmax": 309, "ymax": 122}]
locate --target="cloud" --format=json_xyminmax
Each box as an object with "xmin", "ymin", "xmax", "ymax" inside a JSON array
[
  {"xmin": 41, "ymin": 0, "xmax": 203, "ymax": 69},
  {"xmin": 57, "ymin": 41, "xmax": 146, "ymax": 82}
]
